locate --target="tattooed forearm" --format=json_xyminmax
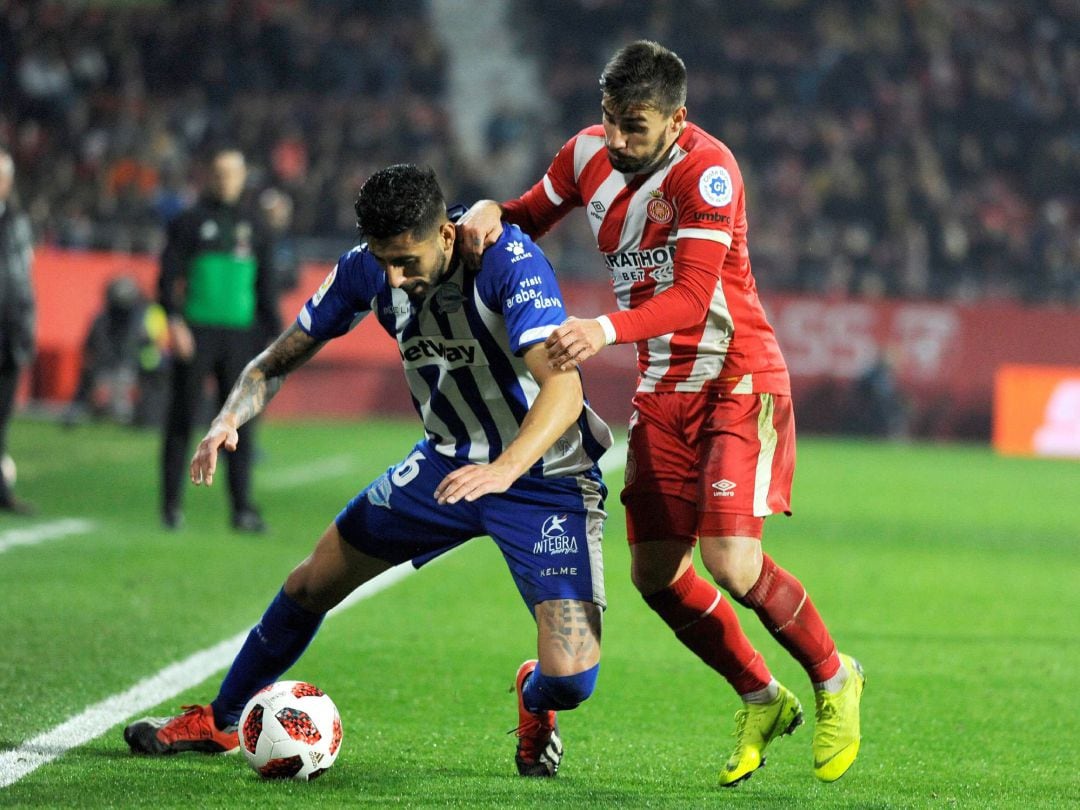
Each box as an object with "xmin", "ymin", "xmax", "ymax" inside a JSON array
[
  {"xmin": 537, "ymin": 600, "xmax": 602, "ymax": 663},
  {"xmin": 217, "ymin": 325, "xmax": 324, "ymax": 429}
]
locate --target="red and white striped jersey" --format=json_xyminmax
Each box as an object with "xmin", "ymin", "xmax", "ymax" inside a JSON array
[{"xmin": 502, "ymin": 122, "xmax": 790, "ymax": 395}]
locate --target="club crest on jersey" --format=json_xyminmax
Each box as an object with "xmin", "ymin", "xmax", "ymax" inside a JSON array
[
  {"xmin": 432, "ymin": 282, "xmax": 466, "ymax": 314},
  {"xmin": 312, "ymin": 266, "xmax": 337, "ymax": 306},
  {"xmin": 645, "ymin": 191, "xmax": 674, "ymax": 224},
  {"xmin": 699, "ymin": 165, "xmax": 733, "ymax": 207}
]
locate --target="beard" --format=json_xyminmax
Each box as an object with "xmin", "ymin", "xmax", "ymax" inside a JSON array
[
  {"xmin": 607, "ymin": 132, "xmax": 671, "ymax": 174},
  {"xmin": 403, "ymin": 250, "xmax": 449, "ymax": 302},
  {"xmin": 403, "ymin": 281, "xmax": 429, "ymax": 302}
]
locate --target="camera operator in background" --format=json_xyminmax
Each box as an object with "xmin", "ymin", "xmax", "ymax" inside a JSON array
[{"xmin": 65, "ymin": 276, "xmax": 168, "ymax": 429}]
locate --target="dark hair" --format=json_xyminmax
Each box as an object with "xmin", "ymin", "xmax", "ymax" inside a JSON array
[
  {"xmin": 599, "ymin": 40, "xmax": 687, "ymax": 116},
  {"xmin": 354, "ymin": 164, "xmax": 446, "ymax": 240}
]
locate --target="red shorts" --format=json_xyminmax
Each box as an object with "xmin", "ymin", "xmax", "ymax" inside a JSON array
[{"xmin": 621, "ymin": 390, "xmax": 795, "ymax": 545}]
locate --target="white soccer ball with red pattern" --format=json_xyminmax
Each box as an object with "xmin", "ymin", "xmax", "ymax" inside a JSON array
[{"xmin": 238, "ymin": 680, "xmax": 343, "ymax": 780}]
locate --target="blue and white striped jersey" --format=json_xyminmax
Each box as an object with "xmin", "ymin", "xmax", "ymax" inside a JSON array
[{"xmin": 297, "ymin": 223, "xmax": 612, "ymax": 478}]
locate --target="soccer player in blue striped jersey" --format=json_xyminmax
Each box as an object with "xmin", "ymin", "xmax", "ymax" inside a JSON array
[{"xmin": 124, "ymin": 164, "xmax": 612, "ymax": 778}]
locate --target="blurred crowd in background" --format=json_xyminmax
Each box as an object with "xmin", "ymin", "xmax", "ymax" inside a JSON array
[
  {"xmin": 2, "ymin": 0, "xmax": 1078, "ymax": 303},
  {"xmin": 1, "ymin": 0, "xmax": 473, "ymax": 257},
  {"xmin": 513, "ymin": 0, "xmax": 1079, "ymax": 302}
]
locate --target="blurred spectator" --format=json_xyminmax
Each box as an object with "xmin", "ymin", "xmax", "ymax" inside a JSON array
[
  {"xmin": 259, "ymin": 187, "xmax": 300, "ymax": 293},
  {"xmin": 848, "ymin": 349, "xmax": 911, "ymax": 439},
  {"xmin": 64, "ymin": 276, "xmax": 168, "ymax": 429},
  {"xmin": 0, "ymin": 147, "xmax": 36, "ymax": 514}
]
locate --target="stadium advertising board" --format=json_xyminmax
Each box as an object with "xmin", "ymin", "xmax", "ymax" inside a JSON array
[
  {"xmin": 29, "ymin": 250, "xmax": 1080, "ymax": 440},
  {"xmin": 993, "ymin": 364, "xmax": 1080, "ymax": 459}
]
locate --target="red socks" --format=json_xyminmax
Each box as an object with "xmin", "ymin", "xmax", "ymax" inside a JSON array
[
  {"xmin": 644, "ymin": 566, "xmax": 771, "ymax": 694},
  {"xmin": 738, "ymin": 554, "xmax": 840, "ymax": 683}
]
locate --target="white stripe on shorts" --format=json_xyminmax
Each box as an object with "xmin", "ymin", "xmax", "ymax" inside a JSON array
[{"xmin": 753, "ymin": 393, "xmax": 778, "ymax": 517}]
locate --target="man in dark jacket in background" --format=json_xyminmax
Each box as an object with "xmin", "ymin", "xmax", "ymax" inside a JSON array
[
  {"xmin": 0, "ymin": 148, "xmax": 36, "ymax": 515},
  {"xmin": 158, "ymin": 149, "xmax": 279, "ymax": 532}
]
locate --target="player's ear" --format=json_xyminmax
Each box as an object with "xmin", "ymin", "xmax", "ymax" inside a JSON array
[
  {"xmin": 670, "ymin": 106, "xmax": 687, "ymax": 132},
  {"xmin": 440, "ymin": 219, "xmax": 455, "ymax": 250}
]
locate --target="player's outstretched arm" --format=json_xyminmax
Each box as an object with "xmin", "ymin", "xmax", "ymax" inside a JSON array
[
  {"xmin": 433, "ymin": 343, "xmax": 583, "ymax": 504},
  {"xmin": 456, "ymin": 199, "xmax": 504, "ymax": 266},
  {"xmin": 190, "ymin": 324, "xmax": 325, "ymax": 486},
  {"xmin": 544, "ymin": 316, "xmax": 609, "ymax": 371}
]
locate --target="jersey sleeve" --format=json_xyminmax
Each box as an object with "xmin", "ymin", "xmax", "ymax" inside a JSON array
[
  {"xmin": 501, "ymin": 133, "xmax": 584, "ymax": 239},
  {"xmin": 606, "ymin": 242, "xmax": 722, "ymax": 342},
  {"xmin": 297, "ymin": 247, "xmax": 379, "ymax": 340},
  {"xmin": 475, "ymin": 225, "xmax": 569, "ymax": 355},
  {"xmin": 606, "ymin": 149, "xmax": 741, "ymax": 343}
]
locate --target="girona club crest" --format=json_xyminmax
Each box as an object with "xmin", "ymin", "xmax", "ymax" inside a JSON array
[{"xmin": 645, "ymin": 192, "xmax": 674, "ymax": 225}]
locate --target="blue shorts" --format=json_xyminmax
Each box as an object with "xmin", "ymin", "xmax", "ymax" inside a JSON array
[{"xmin": 336, "ymin": 440, "xmax": 608, "ymax": 610}]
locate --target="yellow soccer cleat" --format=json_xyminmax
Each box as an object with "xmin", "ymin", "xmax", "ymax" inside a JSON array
[
  {"xmin": 719, "ymin": 684, "xmax": 804, "ymax": 787},
  {"xmin": 813, "ymin": 653, "xmax": 866, "ymax": 782}
]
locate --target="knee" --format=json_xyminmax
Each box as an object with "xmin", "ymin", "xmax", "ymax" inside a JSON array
[
  {"xmin": 701, "ymin": 537, "xmax": 762, "ymax": 599},
  {"xmin": 631, "ymin": 561, "xmax": 670, "ymax": 597},
  {"xmin": 283, "ymin": 564, "xmax": 329, "ymax": 614},
  {"xmin": 630, "ymin": 552, "xmax": 687, "ymax": 597}
]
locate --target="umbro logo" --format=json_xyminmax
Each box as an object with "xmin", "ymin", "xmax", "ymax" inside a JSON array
[
  {"xmin": 589, "ymin": 200, "xmax": 606, "ymax": 221},
  {"xmin": 711, "ymin": 479, "xmax": 736, "ymax": 497}
]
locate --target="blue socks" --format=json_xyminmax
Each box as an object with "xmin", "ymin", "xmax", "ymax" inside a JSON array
[
  {"xmin": 522, "ymin": 663, "xmax": 599, "ymax": 713},
  {"xmin": 211, "ymin": 588, "xmax": 324, "ymax": 728}
]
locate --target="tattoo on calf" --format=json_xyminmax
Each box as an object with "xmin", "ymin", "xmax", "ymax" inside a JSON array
[{"xmin": 539, "ymin": 600, "xmax": 601, "ymax": 660}]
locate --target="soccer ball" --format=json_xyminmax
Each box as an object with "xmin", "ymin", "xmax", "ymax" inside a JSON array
[{"xmin": 238, "ymin": 680, "xmax": 343, "ymax": 780}]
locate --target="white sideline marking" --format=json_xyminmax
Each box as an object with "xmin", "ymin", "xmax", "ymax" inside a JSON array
[
  {"xmin": 0, "ymin": 519, "xmax": 97, "ymax": 555},
  {"xmin": 0, "ymin": 563, "xmax": 417, "ymax": 789},
  {"xmin": 260, "ymin": 455, "xmax": 355, "ymax": 491},
  {"xmin": 0, "ymin": 438, "xmax": 628, "ymax": 789}
]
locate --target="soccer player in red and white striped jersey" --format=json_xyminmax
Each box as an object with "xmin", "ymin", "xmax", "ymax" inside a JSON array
[{"xmin": 460, "ymin": 40, "xmax": 864, "ymax": 786}]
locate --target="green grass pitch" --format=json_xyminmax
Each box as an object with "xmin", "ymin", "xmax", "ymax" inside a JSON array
[{"xmin": 1, "ymin": 417, "xmax": 1078, "ymax": 807}]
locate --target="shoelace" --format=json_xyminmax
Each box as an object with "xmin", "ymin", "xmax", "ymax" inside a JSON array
[
  {"xmin": 731, "ymin": 708, "xmax": 749, "ymax": 738},
  {"xmin": 815, "ymin": 697, "xmax": 840, "ymax": 746},
  {"xmin": 507, "ymin": 673, "xmax": 554, "ymax": 741},
  {"xmin": 159, "ymin": 705, "xmax": 211, "ymax": 741},
  {"xmin": 508, "ymin": 711, "xmax": 554, "ymax": 739}
]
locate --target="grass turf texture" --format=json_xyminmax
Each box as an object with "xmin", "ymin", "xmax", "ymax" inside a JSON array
[{"xmin": 1, "ymin": 418, "xmax": 1078, "ymax": 808}]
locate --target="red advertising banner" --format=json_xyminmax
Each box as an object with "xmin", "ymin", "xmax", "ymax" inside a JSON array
[
  {"xmin": 27, "ymin": 249, "xmax": 1080, "ymax": 438},
  {"xmin": 760, "ymin": 294, "xmax": 1080, "ymax": 437}
]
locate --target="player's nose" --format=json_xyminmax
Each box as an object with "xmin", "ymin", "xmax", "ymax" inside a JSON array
[
  {"xmin": 605, "ymin": 127, "xmax": 628, "ymax": 150},
  {"xmin": 386, "ymin": 267, "xmax": 406, "ymax": 288}
]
